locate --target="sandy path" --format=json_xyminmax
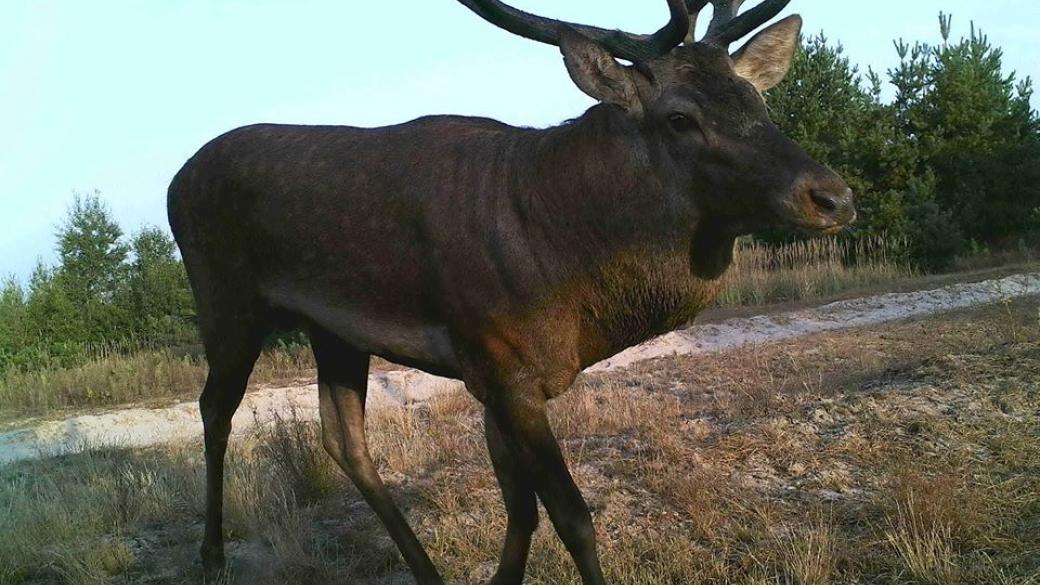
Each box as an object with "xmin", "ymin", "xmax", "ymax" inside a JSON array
[{"xmin": 2, "ymin": 272, "xmax": 1037, "ymax": 465}]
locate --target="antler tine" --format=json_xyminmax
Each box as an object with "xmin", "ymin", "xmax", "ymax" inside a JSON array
[
  {"xmin": 699, "ymin": 0, "xmax": 792, "ymax": 47},
  {"xmin": 684, "ymin": 0, "xmax": 711, "ymax": 44},
  {"xmin": 456, "ymin": 0, "xmax": 690, "ymax": 62},
  {"xmin": 705, "ymin": 0, "xmax": 747, "ymax": 39}
]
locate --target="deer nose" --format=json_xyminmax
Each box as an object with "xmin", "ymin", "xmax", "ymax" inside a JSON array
[{"xmin": 809, "ymin": 188, "xmax": 856, "ymax": 225}]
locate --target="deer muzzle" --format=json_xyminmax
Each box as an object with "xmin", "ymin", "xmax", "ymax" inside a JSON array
[{"xmin": 802, "ymin": 187, "xmax": 856, "ymax": 233}]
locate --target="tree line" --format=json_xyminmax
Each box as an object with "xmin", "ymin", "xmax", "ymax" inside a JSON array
[
  {"xmin": 1, "ymin": 14, "xmax": 1038, "ymax": 374},
  {"xmin": 0, "ymin": 193, "xmax": 195, "ymax": 372},
  {"xmin": 766, "ymin": 14, "xmax": 1040, "ymax": 267}
]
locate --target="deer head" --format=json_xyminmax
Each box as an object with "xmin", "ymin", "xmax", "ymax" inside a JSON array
[{"xmin": 458, "ymin": 0, "xmax": 856, "ymax": 238}]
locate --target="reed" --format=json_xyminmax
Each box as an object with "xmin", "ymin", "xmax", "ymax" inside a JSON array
[
  {"xmin": 718, "ymin": 234, "xmax": 914, "ymax": 306},
  {"xmin": 0, "ymin": 345, "xmax": 314, "ymax": 422}
]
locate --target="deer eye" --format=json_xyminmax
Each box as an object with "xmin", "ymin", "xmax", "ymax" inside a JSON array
[{"xmin": 667, "ymin": 112, "xmax": 698, "ymax": 133}]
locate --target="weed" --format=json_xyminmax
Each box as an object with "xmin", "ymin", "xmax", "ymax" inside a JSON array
[{"xmin": 252, "ymin": 405, "xmax": 337, "ymax": 506}]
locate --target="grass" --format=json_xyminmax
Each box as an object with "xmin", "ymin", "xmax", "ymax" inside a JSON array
[
  {"xmin": 0, "ymin": 345, "xmax": 315, "ymax": 423},
  {"xmin": 775, "ymin": 511, "xmax": 839, "ymax": 585},
  {"xmin": 717, "ymin": 234, "xmax": 915, "ymax": 307},
  {"xmin": 884, "ymin": 490, "xmax": 960, "ymax": 584},
  {"xmin": 1, "ymin": 296, "xmax": 1037, "ymax": 584}
]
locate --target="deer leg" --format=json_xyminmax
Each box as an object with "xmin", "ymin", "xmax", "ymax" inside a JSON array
[
  {"xmin": 309, "ymin": 328, "xmax": 443, "ymax": 585},
  {"xmin": 487, "ymin": 391, "xmax": 607, "ymax": 585},
  {"xmin": 484, "ymin": 407, "xmax": 538, "ymax": 585},
  {"xmin": 199, "ymin": 330, "xmax": 266, "ymax": 578}
]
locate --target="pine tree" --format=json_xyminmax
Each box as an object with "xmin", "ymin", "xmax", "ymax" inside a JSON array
[{"xmin": 893, "ymin": 13, "xmax": 1040, "ymax": 245}]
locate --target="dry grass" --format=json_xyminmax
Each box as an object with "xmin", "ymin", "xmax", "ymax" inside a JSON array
[
  {"xmin": 251, "ymin": 406, "xmax": 338, "ymax": 506},
  {"xmin": 0, "ymin": 345, "xmax": 315, "ymax": 423},
  {"xmin": 774, "ymin": 512, "xmax": 840, "ymax": 585},
  {"xmin": 884, "ymin": 490, "xmax": 960, "ymax": 584},
  {"xmin": 1, "ymin": 297, "xmax": 1037, "ymax": 584},
  {"xmin": 719, "ymin": 234, "xmax": 914, "ymax": 307}
]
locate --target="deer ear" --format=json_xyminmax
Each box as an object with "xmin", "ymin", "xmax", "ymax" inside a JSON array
[
  {"xmin": 731, "ymin": 14, "xmax": 802, "ymax": 93},
  {"xmin": 560, "ymin": 27, "xmax": 643, "ymax": 115}
]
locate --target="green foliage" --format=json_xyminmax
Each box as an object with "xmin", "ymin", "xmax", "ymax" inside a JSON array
[
  {"xmin": 898, "ymin": 173, "xmax": 967, "ymax": 271},
  {"xmin": 23, "ymin": 262, "xmax": 89, "ymax": 364},
  {"xmin": 767, "ymin": 34, "xmax": 883, "ymax": 181},
  {"xmin": 767, "ymin": 15, "xmax": 1039, "ymax": 269},
  {"xmin": 57, "ymin": 192, "xmax": 128, "ymax": 306},
  {"xmin": 0, "ymin": 194, "xmax": 197, "ymax": 375},
  {"xmin": 124, "ymin": 227, "xmax": 195, "ymax": 345},
  {"xmin": 54, "ymin": 193, "xmax": 134, "ymax": 344},
  {"xmin": 0, "ymin": 277, "xmax": 30, "ymax": 371},
  {"xmin": 896, "ymin": 18, "xmax": 1040, "ymax": 244}
]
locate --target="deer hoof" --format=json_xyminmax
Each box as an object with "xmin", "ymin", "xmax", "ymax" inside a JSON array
[{"xmin": 200, "ymin": 544, "xmax": 226, "ymax": 581}]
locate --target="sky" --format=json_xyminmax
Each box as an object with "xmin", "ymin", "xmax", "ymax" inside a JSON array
[{"xmin": 2, "ymin": 0, "xmax": 1038, "ymax": 282}]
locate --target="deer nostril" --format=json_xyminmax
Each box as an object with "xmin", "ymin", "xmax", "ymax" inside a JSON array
[{"xmin": 810, "ymin": 190, "xmax": 839, "ymax": 213}]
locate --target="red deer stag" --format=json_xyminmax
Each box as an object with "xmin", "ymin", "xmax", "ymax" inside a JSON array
[{"xmin": 168, "ymin": 0, "xmax": 855, "ymax": 583}]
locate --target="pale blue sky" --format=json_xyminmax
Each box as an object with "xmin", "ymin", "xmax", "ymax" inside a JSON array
[{"xmin": 2, "ymin": 0, "xmax": 1037, "ymax": 281}]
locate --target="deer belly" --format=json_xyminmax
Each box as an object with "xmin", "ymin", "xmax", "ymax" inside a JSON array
[{"xmin": 265, "ymin": 287, "xmax": 459, "ymax": 375}]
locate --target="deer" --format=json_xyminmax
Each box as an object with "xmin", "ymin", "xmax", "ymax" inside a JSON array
[{"xmin": 167, "ymin": 0, "xmax": 855, "ymax": 583}]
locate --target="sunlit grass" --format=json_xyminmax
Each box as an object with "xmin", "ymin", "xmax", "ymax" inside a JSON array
[
  {"xmin": 718, "ymin": 234, "xmax": 914, "ymax": 306},
  {"xmin": 0, "ymin": 299, "xmax": 1037, "ymax": 584},
  {"xmin": 0, "ymin": 345, "xmax": 314, "ymax": 422}
]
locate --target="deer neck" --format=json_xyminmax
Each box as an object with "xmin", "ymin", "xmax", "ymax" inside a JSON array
[{"xmin": 522, "ymin": 105, "xmax": 733, "ymax": 357}]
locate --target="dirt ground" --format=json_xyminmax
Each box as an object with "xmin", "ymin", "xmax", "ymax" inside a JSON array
[{"xmin": 1, "ymin": 297, "xmax": 1037, "ymax": 584}]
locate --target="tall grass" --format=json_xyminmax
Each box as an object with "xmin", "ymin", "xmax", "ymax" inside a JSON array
[
  {"xmin": 884, "ymin": 490, "xmax": 961, "ymax": 584},
  {"xmin": 0, "ymin": 345, "xmax": 315, "ymax": 422},
  {"xmin": 718, "ymin": 234, "xmax": 914, "ymax": 307},
  {"xmin": 0, "ymin": 409, "xmax": 339, "ymax": 585}
]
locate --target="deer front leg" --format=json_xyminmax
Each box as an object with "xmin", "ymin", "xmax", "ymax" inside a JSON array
[
  {"xmin": 484, "ymin": 407, "xmax": 538, "ymax": 585},
  {"xmin": 485, "ymin": 386, "xmax": 607, "ymax": 585}
]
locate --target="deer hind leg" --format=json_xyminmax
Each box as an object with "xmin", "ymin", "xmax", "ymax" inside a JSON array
[
  {"xmin": 198, "ymin": 319, "xmax": 268, "ymax": 578},
  {"xmin": 484, "ymin": 407, "xmax": 538, "ymax": 585},
  {"xmin": 308, "ymin": 326, "xmax": 444, "ymax": 585}
]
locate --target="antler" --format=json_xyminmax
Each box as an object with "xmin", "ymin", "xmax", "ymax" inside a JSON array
[
  {"xmin": 456, "ymin": 0, "xmax": 690, "ymax": 62},
  {"xmin": 685, "ymin": 0, "xmax": 791, "ymax": 47}
]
